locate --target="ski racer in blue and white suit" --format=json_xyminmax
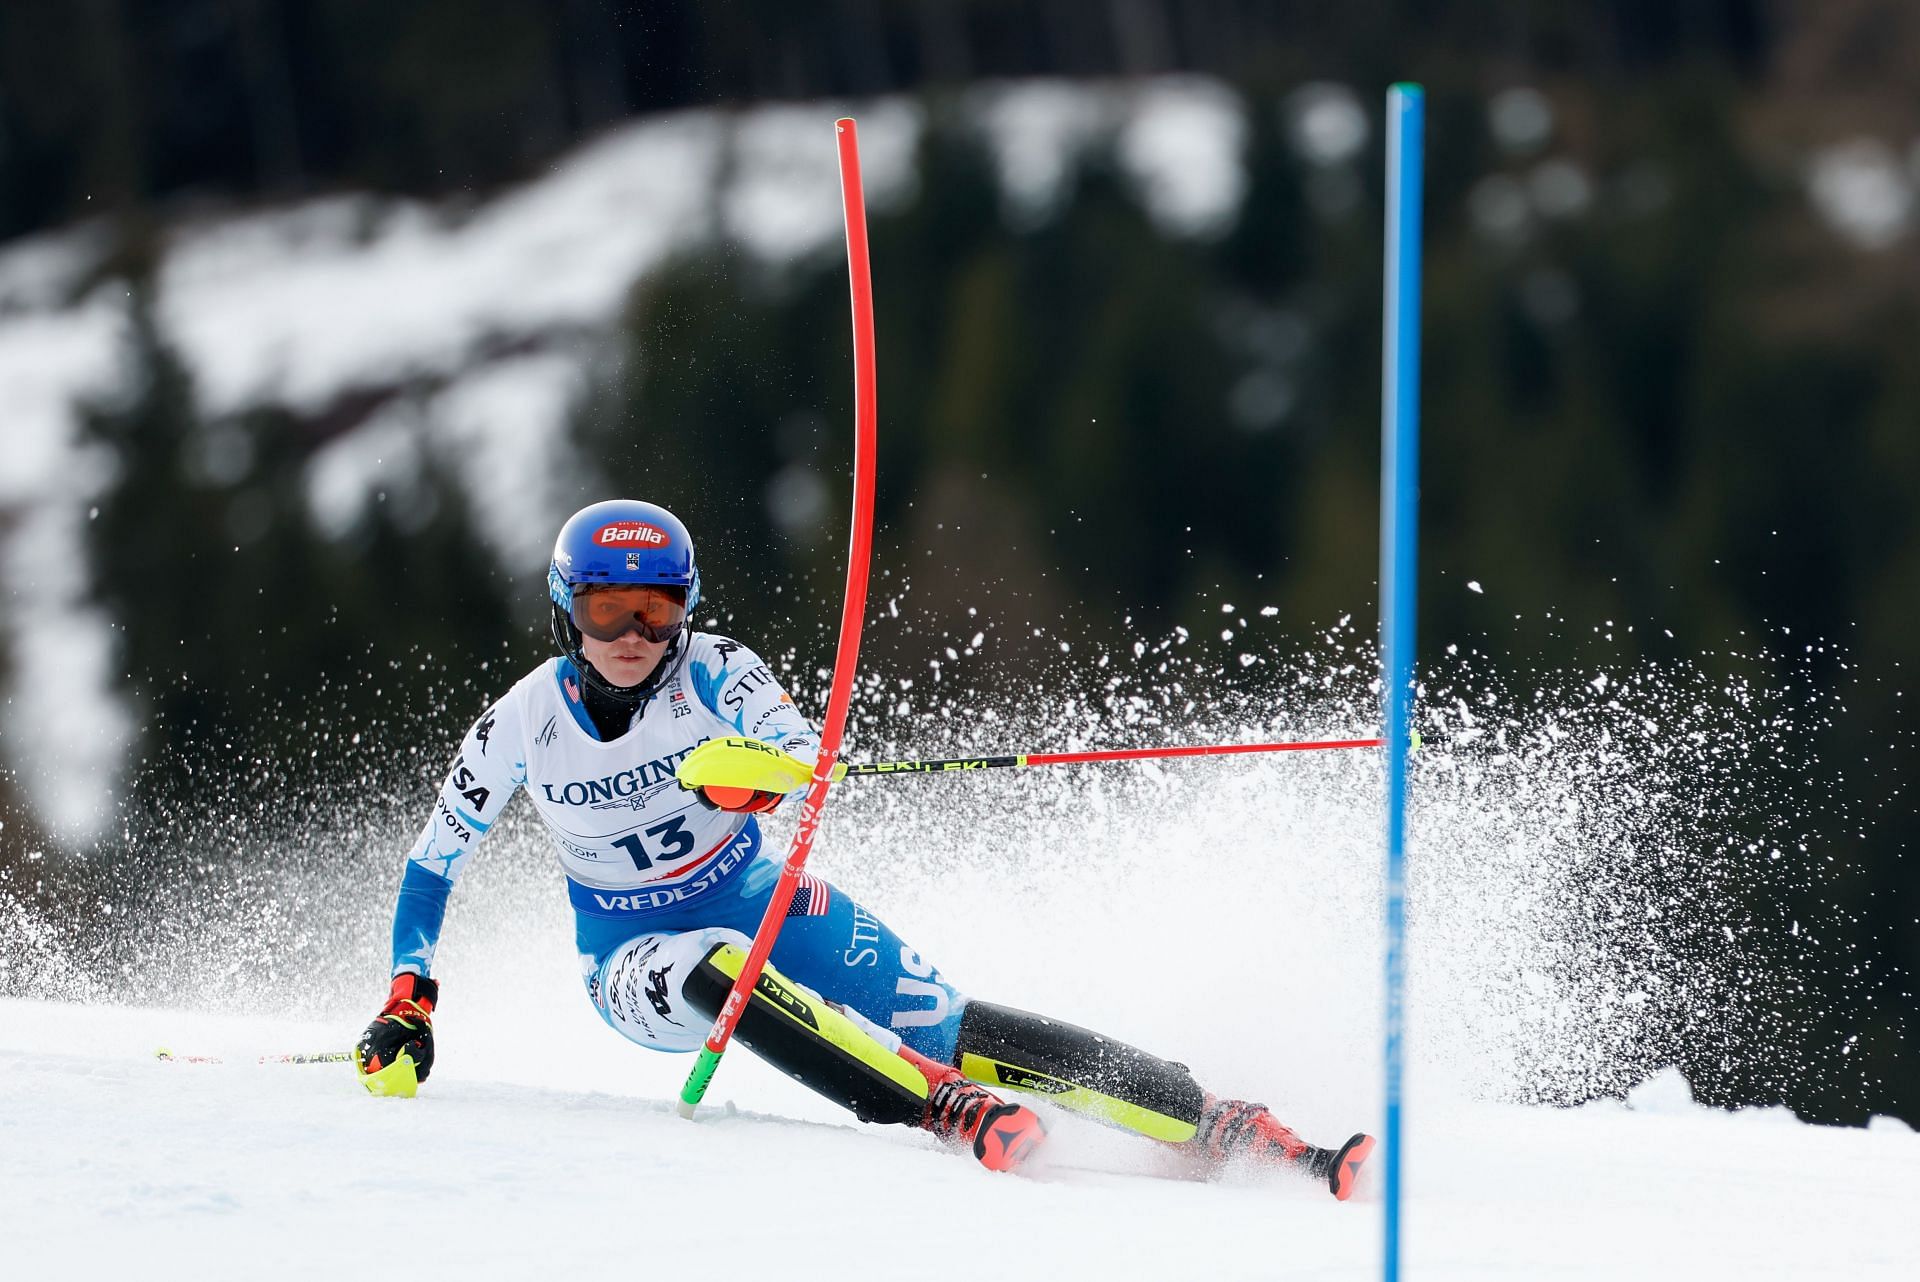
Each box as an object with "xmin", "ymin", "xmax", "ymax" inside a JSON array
[
  {"xmin": 389, "ymin": 627, "xmax": 955, "ymax": 1056},
  {"xmin": 355, "ymin": 499, "xmax": 1375, "ymax": 1192}
]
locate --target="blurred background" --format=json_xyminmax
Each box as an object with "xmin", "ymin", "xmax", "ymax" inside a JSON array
[{"xmin": 0, "ymin": 2, "xmax": 1912, "ymax": 1124}]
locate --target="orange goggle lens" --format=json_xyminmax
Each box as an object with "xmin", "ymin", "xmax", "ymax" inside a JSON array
[{"xmin": 571, "ymin": 586, "xmax": 688, "ymax": 643}]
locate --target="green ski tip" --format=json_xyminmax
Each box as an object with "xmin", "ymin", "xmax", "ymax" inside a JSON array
[{"xmin": 1410, "ymin": 730, "xmax": 1424, "ymax": 751}]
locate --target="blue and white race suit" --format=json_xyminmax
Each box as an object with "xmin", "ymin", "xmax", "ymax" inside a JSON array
[{"xmin": 389, "ymin": 633, "xmax": 966, "ymax": 1060}]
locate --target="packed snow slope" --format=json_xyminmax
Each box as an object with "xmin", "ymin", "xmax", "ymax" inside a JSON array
[
  {"xmin": 2, "ymin": 999, "xmax": 1913, "ymax": 1282},
  {"xmin": 3, "ymin": 622, "xmax": 1908, "ymax": 1279}
]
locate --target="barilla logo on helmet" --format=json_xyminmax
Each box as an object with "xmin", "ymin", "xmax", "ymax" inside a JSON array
[{"xmin": 593, "ymin": 521, "xmax": 671, "ymax": 548}]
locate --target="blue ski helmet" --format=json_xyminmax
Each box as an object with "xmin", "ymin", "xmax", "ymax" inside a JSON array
[
  {"xmin": 548, "ymin": 499, "xmax": 701, "ymax": 613},
  {"xmin": 548, "ymin": 500, "xmax": 702, "ymax": 685}
]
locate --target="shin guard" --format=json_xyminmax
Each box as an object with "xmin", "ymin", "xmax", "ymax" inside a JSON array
[
  {"xmin": 952, "ymin": 1000, "xmax": 1205, "ymax": 1142},
  {"xmin": 682, "ymin": 944, "xmax": 929, "ymax": 1125}
]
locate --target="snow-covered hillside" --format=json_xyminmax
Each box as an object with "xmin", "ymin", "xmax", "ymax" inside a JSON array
[{"xmin": 0, "ymin": 78, "xmax": 1247, "ymax": 840}]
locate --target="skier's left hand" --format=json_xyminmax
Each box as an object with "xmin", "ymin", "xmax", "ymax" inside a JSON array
[
  {"xmin": 676, "ymin": 737, "xmax": 814, "ymax": 813},
  {"xmin": 355, "ymin": 973, "xmax": 438, "ymax": 1098}
]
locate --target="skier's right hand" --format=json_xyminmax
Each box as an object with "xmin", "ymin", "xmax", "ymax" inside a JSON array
[{"xmin": 355, "ymin": 973, "xmax": 437, "ymax": 1098}]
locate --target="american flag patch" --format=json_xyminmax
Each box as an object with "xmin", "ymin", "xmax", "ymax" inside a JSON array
[{"xmin": 784, "ymin": 872, "xmax": 831, "ymax": 918}]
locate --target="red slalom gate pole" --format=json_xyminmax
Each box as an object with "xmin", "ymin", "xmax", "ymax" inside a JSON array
[{"xmin": 677, "ymin": 117, "xmax": 880, "ymax": 1118}]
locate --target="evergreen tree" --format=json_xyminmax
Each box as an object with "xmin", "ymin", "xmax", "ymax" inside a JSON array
[{"xmin": 78, "ymin": 286, "xmax": 524, "ymax": 818}]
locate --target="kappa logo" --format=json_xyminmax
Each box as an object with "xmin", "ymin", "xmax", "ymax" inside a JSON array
[
  {"xmin": 645, "ymin": 964, "xmax": 681, "ymax": 1025},
  {"xmin": 593, "ymin": 521, "xmax": 670, "ymax": 548}
]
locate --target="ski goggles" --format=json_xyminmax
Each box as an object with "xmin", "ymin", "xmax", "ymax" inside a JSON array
[{"xmin": 570, "ymin": 584, "xmax": 688, "ymax": 643}]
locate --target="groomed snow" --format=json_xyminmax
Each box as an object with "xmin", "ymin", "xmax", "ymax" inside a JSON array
[
  {"xmin": 2, "ymin": 592, "xmax": 1903, "ymax": 1279},
  {"xmin": 2, "ymin": 996, "xmax": 1911, "ymax": 1281}
]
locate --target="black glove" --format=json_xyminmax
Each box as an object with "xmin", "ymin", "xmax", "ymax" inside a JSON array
[{"xmin": 355, "ymin": 973, "xmax": 438, "ymax": 1096}]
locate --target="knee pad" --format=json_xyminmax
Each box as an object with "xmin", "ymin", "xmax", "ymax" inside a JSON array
[{"xmin": 593, "ymin": 927, "xmax": 749, "ymax": 1053}]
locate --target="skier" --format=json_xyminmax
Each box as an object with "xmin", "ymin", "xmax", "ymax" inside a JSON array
[{"xmin": 356, "ymin": 498, "xmax": 1374, "ymax": 1195}]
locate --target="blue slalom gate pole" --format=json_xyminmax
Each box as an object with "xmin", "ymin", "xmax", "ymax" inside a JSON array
[{"xmin": 1380, "ymin": 82, "xmax": 1424, "ymax": 1282}]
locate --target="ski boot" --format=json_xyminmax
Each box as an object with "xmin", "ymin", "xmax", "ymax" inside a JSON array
[
  {"xmin": 1196, "ymin": 1095, "xmax": 1375, "ymax": 1201},
  {"xmin": 899, "ymin": 1044, "xmax": 1047, "ymax": 1173}
]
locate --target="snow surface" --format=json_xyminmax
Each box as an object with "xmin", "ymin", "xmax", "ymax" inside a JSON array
[
  {"xmin": 3, "ymin": 997, "xmax": 1912, "ymax": 1281},
  {"xmin": 5, "ymin": 656, "xmax": 1914, "ymax": 1281}
]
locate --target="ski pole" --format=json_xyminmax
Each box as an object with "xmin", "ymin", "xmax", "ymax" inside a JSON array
[
  {"xmin": 155, "ymin": 1048, "xmax": 354, "ymax": 1065},
  {"xmin": 831, "ymin": 736, "xmax": 1393, "ymax": 778},
  {"xmin": 682, "ymin": 734, "xmax": 1412, "ymax": 795},
  {"xmin": 677, "ymin": 116, "xmax": 880, "ymax": 1119}
]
